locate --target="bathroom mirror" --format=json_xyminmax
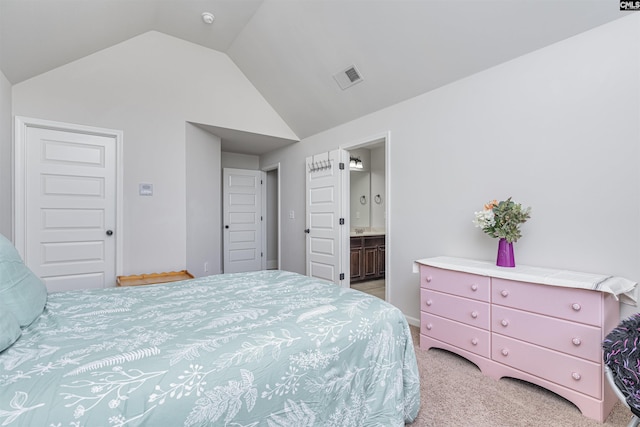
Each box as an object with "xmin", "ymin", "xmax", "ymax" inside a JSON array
[{"xmin": 350, "ymin": 170, "xmax": 370, "ymax": 228}]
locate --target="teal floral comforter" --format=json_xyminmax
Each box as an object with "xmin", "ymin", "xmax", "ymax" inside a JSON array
[{"xmin": 0, "ymin": 270, "xmax": 420, "ymax": 426}]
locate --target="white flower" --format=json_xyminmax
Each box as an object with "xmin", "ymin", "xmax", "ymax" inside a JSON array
[
  {"xmin": 108, "ymin": 415, "xmax": 126, "ymax": 425},
  {"xmin": 73, "ymin": 405, "xmax": 85, "ymax": 419},
  {"xmin": 472, "ymin": 209, "xmax": 495, "ymax": 229}
]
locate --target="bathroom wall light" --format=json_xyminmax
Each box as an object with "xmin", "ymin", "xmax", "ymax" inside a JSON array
[{"xmin": 349, "ymin": 156, "xmax": 363, "ymax": 169}]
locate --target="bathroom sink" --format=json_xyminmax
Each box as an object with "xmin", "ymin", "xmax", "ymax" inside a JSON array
[{"xmin": 350, "ymin": 230, "xmax": 385, "ymax": 237}]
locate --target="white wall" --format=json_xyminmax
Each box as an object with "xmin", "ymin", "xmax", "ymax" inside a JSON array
[
  {"xmin": 221, "ymin": 152, "xmax": 259, "ymax": 170},
  {"xmin": 0, "ymin": 70, "xmax": 11, "ymax": 239},
  {"xmin": 11, "ymin": 31, "xmax": 297, "ymax": 276},
  {"xmin": 261, "ymin": 15, "xmax": 640, "ymax": 323},
  {"xmin": 370, "ymin": 145, "xmax": 385, "ymax": 230},
  {"xmin": 186, "ymin": 124, "xmax": 221, "ymax": 277}
]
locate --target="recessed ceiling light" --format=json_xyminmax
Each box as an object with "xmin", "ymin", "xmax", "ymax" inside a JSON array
[{"xmin": 202, "ymin": 12, "xmax": 215, "ymax": 24}]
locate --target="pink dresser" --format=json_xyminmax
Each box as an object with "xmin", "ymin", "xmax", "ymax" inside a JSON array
[{"xmin": 417, "ymin": 257, "xmax": 622, "ymax": 422}]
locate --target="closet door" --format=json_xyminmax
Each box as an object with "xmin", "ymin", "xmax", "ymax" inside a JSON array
[
  {"xmin": 15, "ymin": 117, "xmax": 122, "ymax": 292},
  {"xmin": 223, "ymin": 168, "xmax": 265, "ymax": 273}
]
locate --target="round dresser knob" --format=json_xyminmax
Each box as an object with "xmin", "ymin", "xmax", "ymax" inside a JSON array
[
  {"xmin": 571, "ymin": 303, "xmax": 581, "ymax": 311},
  {"xmin": 426, "ymin": 323, "xmax": 433, "ymax": 330},
  {"xmin": 500, "ymin": 319, "xmax": 509, "ymax": 327},
  {"xmin": 426, "ymin": 276, "xmax": 432, "ymax": 283},
  {"xmin": 471, "ymin": 338, "xmax": 479, "ymax": 346},
  {"xmin": 426, "ymin": 300, "xmax": 432, "ymax": 307},
  {"xmin": 501, "ymin": 349, "xmax": 509, "ymax": 356},
  {"xmin": 572, "ymin": 338, "xmax": 582, "ymax": 346},
  {"xmin": 572, "ymin": 372, "xmax": 581, "ymax": 381},
  {"xmin": 471, "ymin": 311, "xmax": 478, "ymax": 319},
  {"xmin": 471, "ymin": 284, "xmax": 478, "ymax": 291},
  {"xmin": 501, "ymin": 290, "xmax": 509, "ymax": 297}
]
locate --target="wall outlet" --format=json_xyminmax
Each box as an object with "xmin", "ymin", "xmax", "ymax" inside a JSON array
[
  {"xmin": 204, "ymin": 262, "xmax": 209, "ymax": 272},
  {"xmin": 289, "ymin": 210, "xmax": 295, "ymax": 219}
]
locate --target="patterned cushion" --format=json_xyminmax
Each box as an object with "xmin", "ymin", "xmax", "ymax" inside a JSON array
[
  {"xmin": 0, "ymin": 233, "xmax": 47, "ymax": 326},
  {"xmin": 603, "ymin": 313, "xmax": 640, "ymax": 415}
]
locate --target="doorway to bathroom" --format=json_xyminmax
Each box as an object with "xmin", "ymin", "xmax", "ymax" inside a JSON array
[{"xmin": 346, "ymin": 135, "xmax": 388, "ymax": 301}]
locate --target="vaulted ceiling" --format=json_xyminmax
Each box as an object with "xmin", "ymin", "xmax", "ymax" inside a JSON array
[{"xmin": 0, "ymin": 0, "xmax": 628, "ymax": 153}]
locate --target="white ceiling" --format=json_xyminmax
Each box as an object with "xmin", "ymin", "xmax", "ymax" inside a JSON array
[{"xmin": 0, "ymin": 0, "xmax": 628, "ymax": 154}]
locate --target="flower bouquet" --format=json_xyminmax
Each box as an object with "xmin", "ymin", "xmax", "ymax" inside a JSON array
[{"xmin": 473, "ymin": 197, "xmax": 531, "ymax": 266}]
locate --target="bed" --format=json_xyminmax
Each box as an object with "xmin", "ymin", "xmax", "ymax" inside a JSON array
[{"xmin": 0, "ymin": 243, "xmax": 420, "ymax": 426}]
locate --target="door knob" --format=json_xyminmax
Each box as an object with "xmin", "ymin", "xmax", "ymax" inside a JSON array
[
  {"xmin": 225, "ymin": 225, "xmax": 229, "ymax": 229},
  {"xmin": 106, "ymin": 230, "xmax": 113, "ymax": 236},
  {"xmin": 304, "ymin": 229, "xmax": 310, "ymax": 233}
]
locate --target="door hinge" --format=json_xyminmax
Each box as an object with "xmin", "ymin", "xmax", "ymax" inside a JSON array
[
  {"xmin": 340, "ymin": 273, "xmax": 345, "ymax": 280},
  {"xmin": 339, "ymin": 218, "xmax": 345, "ymax": 225},
  {"xmin": 261, "ymin": 216, "xmax": 263, "ymax": 221},
  {"xmin": 339, "ymin": 162, "xmax": 345, "ymax": 170},
  {"xmin": 261, "ymin": 179, "xmax": 263, "ymax": 184},
  {"xmin": 261, "ymin": 252, "xmax": 264, "ymax": 257}
]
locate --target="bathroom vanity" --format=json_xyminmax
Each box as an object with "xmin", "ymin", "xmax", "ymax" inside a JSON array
[{"xmin": 350, "ymin": 233, "xmax": 385, "ymax": 282}]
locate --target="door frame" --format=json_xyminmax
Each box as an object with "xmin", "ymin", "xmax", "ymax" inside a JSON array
[
  {"xmin": 262, "ymin": 162, "xmax": 281, "ymax": 270},
  {"xmin": 13, "ymin": 116, "xmax": 124, "ymax": 278},
  {"xmin": 342, "ymin": 131, "xmax": 390, "ymax": 302}
]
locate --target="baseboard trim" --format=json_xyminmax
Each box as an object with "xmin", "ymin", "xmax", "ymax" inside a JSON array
[
  {"xmin": 405, "ymin": 314, "xmax": 419, "ymax": 327},
  {"xmin": 267, "ymin": 260, "xmax": 278, "ymax": 270}
]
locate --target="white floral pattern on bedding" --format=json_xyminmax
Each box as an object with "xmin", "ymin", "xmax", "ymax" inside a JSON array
[{"xmin": 0, "ymin": 270, "xmax": 420, "ymax": 426}]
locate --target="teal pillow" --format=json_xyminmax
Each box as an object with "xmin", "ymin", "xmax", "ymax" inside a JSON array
[
  {"xmin": 0, "ymin": 302, "xmax": 21, "ymax": 352},
  {"xmin": 0, "ymin": 234, "xmax": 47, "ymax": 326}
]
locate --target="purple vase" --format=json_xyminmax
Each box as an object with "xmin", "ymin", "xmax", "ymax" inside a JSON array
[{"xmin": 496, "ymin": 238, "xmax": 515, "ymax": 267}]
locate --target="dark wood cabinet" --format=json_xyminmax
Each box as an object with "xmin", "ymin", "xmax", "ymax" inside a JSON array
[
  {"xmin": 350, "ymin": 235, "xmax": 385, "ymax": 282},
  {"xmin": 350, "ymin": 245, "xmax": 363, "ymax": 279},
  {"xmin": 377, "ymin": 244, "xmax": 385, "ymax": 277}
]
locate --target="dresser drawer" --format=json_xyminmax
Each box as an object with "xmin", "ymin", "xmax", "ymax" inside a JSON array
[
  {"xmin": 421, "ymin": 289, "xmax": 490, "ymax": 330},
  {"xmin": 420, "ymin": 265, "xmax": 490, "ymax": 302},
  {"xmin": 492, "ymin": 306, "xmax": 602, "ymax": 362},
  {"xmin": 492, "ymin": 334, "xmax": 601, "ymax": 398},
  {"xmin": 421, "ymin": 312, "xmax": 490, "ymax": 357},
  {"xmin": 491, "ymin": 278, "xmax": 602, "ymax": 326}
]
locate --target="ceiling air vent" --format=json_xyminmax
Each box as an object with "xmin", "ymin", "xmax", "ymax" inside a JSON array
[{"xmin": 333, "ymin": 65, "xmax": 364, "ymax": 90}]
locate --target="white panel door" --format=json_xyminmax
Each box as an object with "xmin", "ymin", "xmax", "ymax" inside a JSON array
[
  {"xmin": 305, "ymin": 149, "xmax": 349, "ymax": 285},
  {"xmin": 22, "ymin": 125, "xmax": 118, "ymax": 292},
  {"xmin": 223, "ymin": 168, "xmax": 265, "ymax": 273}
]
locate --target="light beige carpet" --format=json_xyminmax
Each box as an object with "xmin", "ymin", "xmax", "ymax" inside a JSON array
[{"xmin": 407, "ymin": 326, "xmax": 630, "ymax": 427}]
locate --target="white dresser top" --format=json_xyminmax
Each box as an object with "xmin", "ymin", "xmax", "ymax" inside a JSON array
[{"xmin": 415, "ymin": 256, "xmax": 638, "ymax": 305}]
